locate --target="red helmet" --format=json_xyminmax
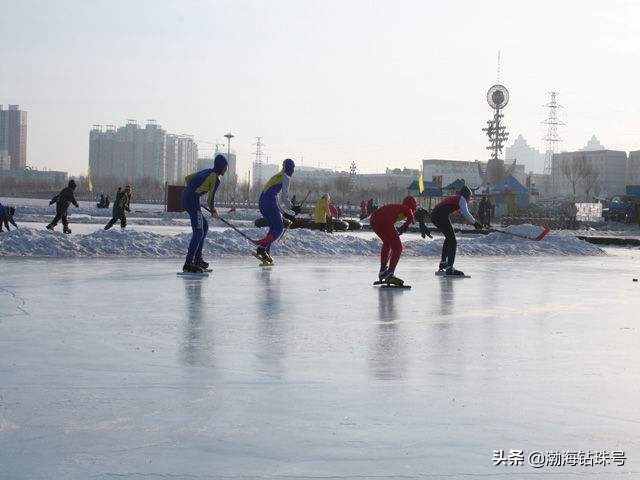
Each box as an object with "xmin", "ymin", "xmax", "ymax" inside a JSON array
[{"xmin": 402, "ymin": 195, "xmax": 417, "ymax": 212}]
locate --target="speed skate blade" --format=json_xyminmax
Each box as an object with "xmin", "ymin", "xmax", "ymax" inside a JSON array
[
  {"xmin": 177, "ymin": 271, "xmax": 209, "ymax": 277},
  {"xmin": 380, "ymin": 284, "xmax": 411, "ymax": 289},
  {"xmin": 435, "ymin": 271, "xmax": 471, "ymax": 278}
]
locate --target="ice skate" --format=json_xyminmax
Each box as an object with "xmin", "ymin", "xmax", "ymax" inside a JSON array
[
  {"xmin": 46, "ymin": 224, "xmax": 54, "ymax": 231},
  {"xmin": 63, "ymin": 227, "xmax": 72, "ymax": 234}
]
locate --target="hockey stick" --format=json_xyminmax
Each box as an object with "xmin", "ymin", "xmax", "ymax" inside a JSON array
[
  {"xmin": 278, "ymin": 190, "xmax": 311, "ymax": 243},
  {"xmin": 489, "ymin": 227, "xmax": 550, "ymax": 241},
  {"xmin": 202, "ymin": 206, "xmax": 258, "ymax": 244}
]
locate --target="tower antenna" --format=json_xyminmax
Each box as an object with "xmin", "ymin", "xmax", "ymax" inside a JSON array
[
  {"xmin": 542, "ymin": 92, "xmax": 563, "ymax": 174},
  {"xmin": 253, "ymin": 136, "xmax": 264, "ymax": 186}
]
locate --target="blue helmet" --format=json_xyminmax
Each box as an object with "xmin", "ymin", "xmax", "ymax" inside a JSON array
[
  {"xmin": 213, "ymin": 154, "xmax": 228, "ymax": 175},
  {"xmin": 459, "ymin": 185, "xmax": 472, "ymax": 200},
  {"xmin": 283, "ymin": 158, "xmax": 295, "ymax": 176}
]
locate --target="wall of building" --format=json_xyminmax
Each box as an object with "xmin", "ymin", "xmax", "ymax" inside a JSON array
[
  {"xmin": 0, "ymin": 150, "xmax": 10, "ymax": 170},
  {"xmin": 552, "ymin": 150, "xmax": 628, "ymax": 198},
  {"xmin": 422, "ymin": 159, "xmax": 482, "ymax": 188}
]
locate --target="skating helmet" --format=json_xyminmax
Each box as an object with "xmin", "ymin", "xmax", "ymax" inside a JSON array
[
  {"xmin": 213, "ymin": 154, "xmax": 229, "ymax": 176},
  {"xmin": 68, "ymin": 179, "xmax": 77, "ymax": 189},
  {"xmin": 283, "ymin": 158, "xmax": 295, "ymax": 176},
  {"xmin": 402, "ymin": 195, "xmax": 417, "ymax": 212},
  {"xmin": 459, "ymin": 185, "xmax": 472, "ymax": 200}
]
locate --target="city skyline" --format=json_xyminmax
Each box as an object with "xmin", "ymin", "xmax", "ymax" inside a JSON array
[{"xmin": 2, "ymin": 0, "xmax": 640, "ymax": 178}]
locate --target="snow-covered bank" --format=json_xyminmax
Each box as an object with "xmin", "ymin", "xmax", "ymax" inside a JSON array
[{"xmin": 0, "ymin": 225, "xmax": 605, "ymax": 258}]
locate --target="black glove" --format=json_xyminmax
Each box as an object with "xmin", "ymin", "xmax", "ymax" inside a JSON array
[
  {"xmin": 419, "ymin": 222, "xmax": 432, "ymax": 239},
  {"xmin": 291, "ymin": 204, "xmax": 301, "ymax": 214},
  {"xmin": 397, "ymin": 223, "xmax": 408, "ymax": 235},
  {"xmin": 283, "ymin": 212, "xmax": 296, "ymax": 222},
  {"xmin": 473, "ymin": 221, "xmax": 483, "ymax": 230}
]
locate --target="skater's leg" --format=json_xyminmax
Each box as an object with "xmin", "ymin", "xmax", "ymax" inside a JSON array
[
  {"xmin": 61, "ymin": 213, "xmax": 70, "ymax": 231},
  {"xmin": 195, "ymin": 216, "xmax": 208, "ymax": 260},
  {"xmin": 120, "ymin": 212, "xmax": 127, "ymax": 228},
  {"xmin": 388, "ymin": 233, "xmax": 403, "ymax": 272},
  {"xmin": 50, "ymin": 213, "xmax": 62, "ymax": 227},
  {"xmin": 104, "ymin": 217, "xmax": 116, "ymax": 230},
  {"xmin": 257, "ymin": 197, "xmax": 283, "ymax": 253},
  {"xmin": 441, "ymin": 219, "xmax": 457, "ymax": 267}
]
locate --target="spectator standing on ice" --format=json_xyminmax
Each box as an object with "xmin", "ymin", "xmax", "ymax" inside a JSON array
[
  {"xmin": 0, "ymin": 204, "xmax": 17, "ymax": 231},
  {"xmin": 478, "ymin": 196, "xmax": 492, "ymax": 227},
  {"xmin": 181, "ymin": 154, "xmax": 228, "ymax": 273},
  {"xmin": 255, "ymin": 158, "xmax": 300, "ymax": 264},
  {"xmin": 313, "ymin": 193, "xmax": 332, "ymax": 232},
  {"xmin": 46, "ymin": 179, "xmax": 79, "ymax": 234},
  {"xmin": 370, "ymin": 196, "xmax": 418, "ymax": 286},
  {"xmin": 104, "ymin": 185, "xmax": 132, "ymax": 230},
  {"xmin": 430, "ymin": 185, "xmax": 482, "ymax": 277}
]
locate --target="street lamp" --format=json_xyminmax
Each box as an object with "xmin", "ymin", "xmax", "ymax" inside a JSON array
[{"xmin": 224, "ymin": 132, "xmax": 234, "ymax": 159}]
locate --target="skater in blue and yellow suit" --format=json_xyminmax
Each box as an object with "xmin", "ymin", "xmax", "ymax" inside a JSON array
[
  {"xmin": 255, "ymin": 158, "xmax": 300, "ymax": 263},
  {"xmin": 181, "ymin": 154, "xmax": 228, "ymax": 273}
]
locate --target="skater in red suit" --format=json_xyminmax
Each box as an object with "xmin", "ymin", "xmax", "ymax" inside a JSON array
[{"xmin": 370, "ymin": 196, "xmax": 418, "ymax": 285}]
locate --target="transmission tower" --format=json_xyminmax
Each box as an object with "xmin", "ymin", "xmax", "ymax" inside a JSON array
[
  {"xmin": 253, "ymin": 136, "xmax": 265, "ymax": 186},
  {"xmin": 542, "ymin": 92, "xmax": 563, "ymax": 174},
  {"xmin": 349, "ymin": 161, "xmax": 357, "ymax": 191}
]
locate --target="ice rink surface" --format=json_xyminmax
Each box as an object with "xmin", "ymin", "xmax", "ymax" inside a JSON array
[{"xmin": 1, "ymin": 250, "xmax": 640, "ymax": 479}]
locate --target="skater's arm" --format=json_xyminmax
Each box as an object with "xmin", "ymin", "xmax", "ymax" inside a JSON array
[
  {"xmin": 1, "ymin": 216, "xmax": 9, "ymax": 231},
  {"xmin": 279, "ymin": 174, "xmax": 293, "ymax": 211},
  {"xmin": 69, "ymin": 191, "xmax": 79, "ymax": 208},
  {"xmin": 49, "ymin": 194, "xmax": 58, "ymax": 205},
  {"xmin": 458, "ymin": 197, "xmax": 477, "ymax": 224},
  {"xmin": 205, "ymin": 173, "xmax": 221, "ymax": 211}
]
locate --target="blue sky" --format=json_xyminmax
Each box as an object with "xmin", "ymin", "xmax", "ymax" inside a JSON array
[{"xmin": 2, "ymin": 0, "xmax": 639, "ymax": 176}]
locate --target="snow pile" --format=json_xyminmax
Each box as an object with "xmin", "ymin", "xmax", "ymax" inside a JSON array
[{"xmin": 0, "ymin": 224, "xmax": 604, "ymax": 258}]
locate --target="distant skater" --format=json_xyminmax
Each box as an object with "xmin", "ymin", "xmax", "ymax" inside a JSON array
[
  {"xmin": 255, "ymin": 158, "xmax": 300, "ymax": 264},
  {"xmin": 181, "ymin": 154, "xmax": 228, "ymax": 273},
  {"xmin": 104, "ymin": 185, "xmax": 132, "ymax": 230},
  {"xmin": 46, "ymin": 179, "xmax": 79, "ymax": 234},
  {"xmin": 0, "ymin": 204, "xmax": 17, "ymax": 231},
  {"xmin": 430, "ymin": 185, "xmax": 482, "ymax": 277},
  {"xmin": 370, "ymin": 196, "xmax": 418, "ymax": 285}
]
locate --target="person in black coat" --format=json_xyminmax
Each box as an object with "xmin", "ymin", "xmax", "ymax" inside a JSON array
[
  {"xmin": 46, "ymin": 179, "xmax": 79, "ymax": 233},
  {"xmin": 0, "ymin": 204, "xmax": 18, "ymax": 232},
  {"xmin": 104, "ymin": 185, "xmax": 131, "ymax": 230}
]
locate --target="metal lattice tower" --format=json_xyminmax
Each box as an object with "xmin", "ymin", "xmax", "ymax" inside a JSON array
[
  {"xmin": 349, "ymin": 161, "xmax": 357, "ymax": 191},
  {"xmin": 542, "ymin": 91, "xmax": 563, "ymax": 174},
  {"xmin": 253, "ymin": 137, "xmax": 264, "ymax": 185}
]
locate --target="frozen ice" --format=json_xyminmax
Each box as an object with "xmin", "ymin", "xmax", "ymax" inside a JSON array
[{"xmin": 1, "ymin": 251, "xmax": 639, "ymax": 478}]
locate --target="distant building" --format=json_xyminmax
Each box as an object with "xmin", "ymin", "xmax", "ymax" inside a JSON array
[
  {"xmin": 0, "ymin": 167, "xmax": 67, "ymax": 185},
  {"xmin": 580, "ymin": 135, "xmax": 606, "ymax": 151},
  {"xmin": 0, "ymin": 150, "xmax": 10, "ymax": 170},
  {"xmin": 0, "ymin": 105, "xmax": 28, "ymax": 170},
  {"xmin": 552, "ymin": 149, "xmax": 627, "ymax": 198},
  {"xmin": 422, "ymin": 159, "xmax": 483, "ymax": 189},
  {"xmin": 626, "ymin": 151, "xmax": 640, "ymax": 185},
  {"xmin": 89, "ymin": 120, "xmax": 197, "ymax": 185},
  {"xmin": 505, "ymin": 134, "xmax": 545, "ymax": 173}
]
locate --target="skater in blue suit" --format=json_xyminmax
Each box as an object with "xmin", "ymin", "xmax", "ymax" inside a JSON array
[
  {"xmin": 181, "ymin": 154, "xmax": 228, "ymax": 273},
  {"xmin": 255, "ymin": 158, "xmax": 300, "ymax": 263}
]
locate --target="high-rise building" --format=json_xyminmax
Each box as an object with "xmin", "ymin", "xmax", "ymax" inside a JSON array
[
  {"xmin": 89, "ymin": 120, "xmax": 197, "ymax": 185},
  {"xmin": 0, "ymin": 104, "xmax": 28, "ymax": 170}
]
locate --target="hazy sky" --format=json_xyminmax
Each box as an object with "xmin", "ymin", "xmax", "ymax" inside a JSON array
[{"xmin": 2, "ymin": 0, "xmax": 640, "ymax": 177}]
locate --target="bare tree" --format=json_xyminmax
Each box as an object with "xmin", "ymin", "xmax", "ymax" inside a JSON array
[
  {"xmin": 561, "ymin": 153, "xmax": 593, "ymax": 200},
  {"xmin": 580, "ymin": 161, "xmax": 601, "ymax": 201}
]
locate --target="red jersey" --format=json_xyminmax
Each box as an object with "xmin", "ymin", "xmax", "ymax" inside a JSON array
[{"xmin": 370, "ymin": 203, "xmax": 414, "ymax": 228}]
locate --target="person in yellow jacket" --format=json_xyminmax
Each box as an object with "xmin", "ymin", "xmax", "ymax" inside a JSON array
[{"xmin": 313, "ymin": 194, "xmax": 332, "ymax": 232}]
